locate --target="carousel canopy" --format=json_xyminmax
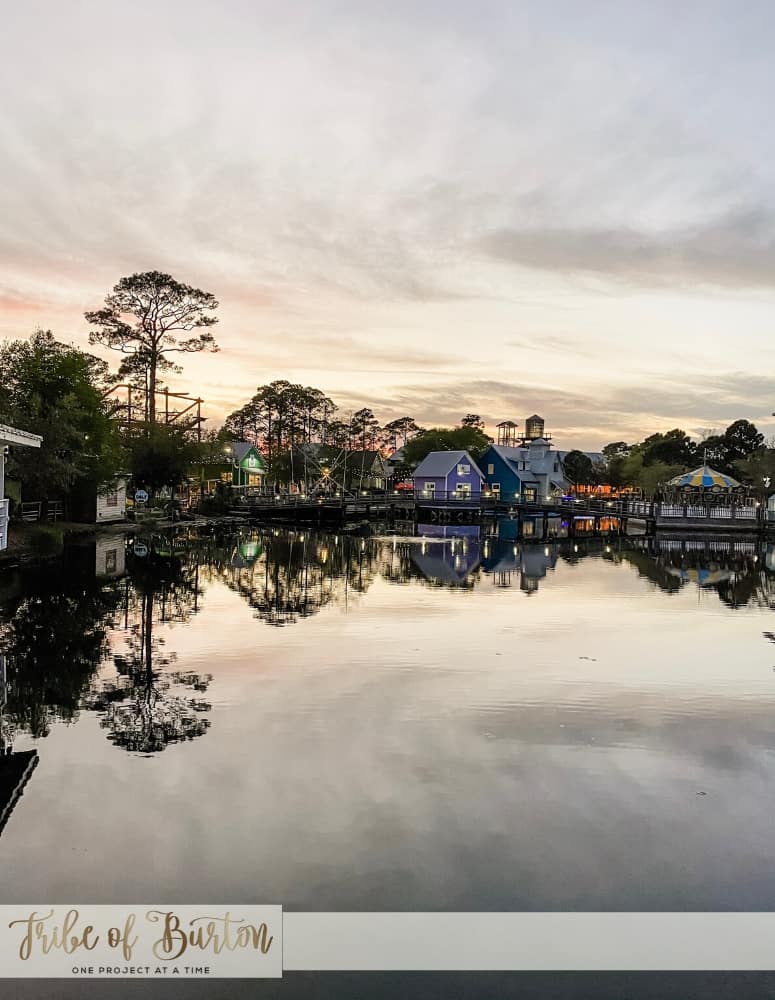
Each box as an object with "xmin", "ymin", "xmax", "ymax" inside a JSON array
[{"xmin": 666, "ymin": 464, "xmax": 742, "ymax": 490}]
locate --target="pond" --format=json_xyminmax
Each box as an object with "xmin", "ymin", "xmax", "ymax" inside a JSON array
[{"xmin": 2, "ymin": 526, "xmax": 775, "ymax": 996}]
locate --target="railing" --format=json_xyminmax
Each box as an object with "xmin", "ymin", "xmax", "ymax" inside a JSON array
[
  {"xmin": 0, "ymin": 499, "xmax": 8, "ymax": 551},
  {"xmin": 46, "ymin": 499, "xmax": 64, "ymax": 521},
  {"xmin": 413, "ymin": 490, "xmax": 484, "ymax": 503},
  {"xmin": 20, "ymin": 502, "xmax": 41, "ymax": 522},
  {"xmin": 656, "ymin": 503, "xmax": 759, "ymax": 521}
]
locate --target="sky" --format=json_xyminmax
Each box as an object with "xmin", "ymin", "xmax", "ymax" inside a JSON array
[{"xmin": 1, "ymin": 0, "xmax": 774, "ymax": 449}]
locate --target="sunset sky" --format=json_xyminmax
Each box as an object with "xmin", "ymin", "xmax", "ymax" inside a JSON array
[{"xmin": 1, "ymin": 1, "xmax": 774, "ymax": 449}]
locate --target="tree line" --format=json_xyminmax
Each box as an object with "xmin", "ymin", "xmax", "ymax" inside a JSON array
[{"xmin": 2, "ymin": 268, "xmax": 773, "ymax": 505}]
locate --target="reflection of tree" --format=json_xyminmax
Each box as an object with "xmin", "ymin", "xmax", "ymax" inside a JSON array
[
  {"xmin": 85, "ymin": 551, "xmax": 211, "ymax": 754},
  {"xmin": 0, "ymin": 562, "xmax": 123, "ymax": 740},
  {"xmin": 200, "ymin": 532, "xmax": 386, "ymax": 626}
]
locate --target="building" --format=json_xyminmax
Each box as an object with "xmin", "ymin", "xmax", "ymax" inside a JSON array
[
  {"xmin": 228, "ymin": 442, "xmax": 267, "ymax": 487},
  {"xmin": 0, "ymin": 423, "xmax": 43, "ymax": 551},
  {"xmin": 344, "ymin": 450, "xmax": 386, "ymax": 492},
  {"xmin": 413, "ymin": 450, "xmax": 485, "ymax": 500},
  {"xmin": 70, "ymin": 475, "xmax": 128, "ymax": 524},
  {"xmin": 479, "ymin": 438, "xmax": 604, "ymax": 502}
]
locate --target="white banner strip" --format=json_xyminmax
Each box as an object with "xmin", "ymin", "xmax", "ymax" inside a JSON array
[{"xmin": 283, "ymin": 913, "xmax": 775, "ymax": 971}]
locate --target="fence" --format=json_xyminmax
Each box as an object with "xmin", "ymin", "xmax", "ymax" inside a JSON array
[{"xmin": 656, "ymin": 503, "xmax": 758, "ymax": 522}]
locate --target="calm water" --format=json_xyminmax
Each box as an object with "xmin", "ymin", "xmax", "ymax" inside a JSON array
[{"xmin": 3, "ymin": 525, "xmax": 775, "ymax": 997}]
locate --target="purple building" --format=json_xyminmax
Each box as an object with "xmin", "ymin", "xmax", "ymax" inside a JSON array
[{"xmin": 412, "ymin": 450, "xmax": 485, "ymax": 501}]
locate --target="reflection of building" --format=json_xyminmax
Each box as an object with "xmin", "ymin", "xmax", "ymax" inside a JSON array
[
  {"xmin": 411, "ymin": 527, "xmax": 482, "ymax": 586},
  {"xmin": 95, "ymin": 533, "xmax": 126, "ymax": 578},
  {"xmin": 481, "ymin": 540, "xmax": 559, "ymax": 593},
  {"xmin": 0, "ymin": 655, "xmax": 39, "ymax": 839}
]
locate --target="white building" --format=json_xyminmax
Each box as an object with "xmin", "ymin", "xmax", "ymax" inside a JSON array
[{"xmin": 0, "ymin": 424, "xmax": 43, "ymax": 551}]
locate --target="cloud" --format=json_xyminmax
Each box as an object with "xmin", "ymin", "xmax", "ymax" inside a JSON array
[{"xmin": 479, "ymin": 205, "xmax": 775, "ymax": 290}]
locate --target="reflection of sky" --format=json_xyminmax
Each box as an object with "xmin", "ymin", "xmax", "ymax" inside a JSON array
[
  {"xmin": 3, "ymin": 4, "xmax": 775, "ymax": 446},
  {"xmin": 3, "ymin": 552, "xmax": 775, "ymax": 912}
]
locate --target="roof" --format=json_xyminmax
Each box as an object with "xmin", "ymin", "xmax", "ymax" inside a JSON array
[
  {"xmin": 230, "ymin": 442, "xmax": 267, "ymax": 471},
  {"xmin": 413, "ymin": 450, "xmax": 484, "ymax": 479},
  {"xmin": 230, "ymin": 441, "xmax": 257, "ymax": 463},
  {"xmin": 667, "ymin": 464, "xmax": 742, "ymax": 490},
  {"xmin": 346, "ymin": 450, "xmax": 384, "ymax": 469},
  {"xmin": 526, "ymin": 414, "xmax": 544, "ymax": 421},
  {"xmin": 0, "ymin": 424, "xmax": 42, "ymax": 448}
]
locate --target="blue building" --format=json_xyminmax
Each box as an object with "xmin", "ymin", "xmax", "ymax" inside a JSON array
[
  {"xmin": 412, "ymin": 450, "xmax": 485, "ymax": 501},
  {"xmin": 479, "ymin": 438, "xmax": 603, "ymax": 502}
]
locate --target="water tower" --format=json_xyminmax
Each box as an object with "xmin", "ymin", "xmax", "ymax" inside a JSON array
[
  {"xmin": 496, "ymin": 420, "xmax": 520, "ymax": 446},
  {"xmin": 525, "ymin": 414, "xmax": 545, "ymax": 441}
]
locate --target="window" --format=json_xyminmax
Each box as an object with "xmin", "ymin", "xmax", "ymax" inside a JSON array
[
  {"xmin": 105, "ymin": 490, "xmax": 118, "ymax": 507},
  {"xmin": 487, "ymin": 464, "xmax": 494, "ymax": 475},
  {"xmin": 457, "ymin": 463, "xmax": 470, "ymax": 476},
  {"xmin": 424, "ymin": 482, "xmax": 436, "ymax": 494},
  {"xmin": 492, "ymin": 483, "xmax": 500, "ymax": 495}
]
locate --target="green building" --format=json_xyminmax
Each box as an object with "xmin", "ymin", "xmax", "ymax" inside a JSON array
[{"xmin": 228, "ymin": 442, "xmax": 267, "ymax": 487}]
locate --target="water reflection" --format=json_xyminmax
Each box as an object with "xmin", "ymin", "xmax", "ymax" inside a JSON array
[
  {"xmin": 621, "ymin": 536, "xmax": 769, "ymax": 608},
  {"xmin": 84, "ymin": 549, "xmax": 212, "ymax": 754},
  {"xmin": 4, "ymin": 526, "xmax": 775, "ymax": 917},
  {"xmin": 1, "ymin": 527, "xmax": 775, "ymax": 759}
]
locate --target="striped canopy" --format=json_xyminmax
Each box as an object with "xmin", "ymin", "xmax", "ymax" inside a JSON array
[{"xmin": 666, "ymin": 464, "xmax": 742, "ymax": 490}]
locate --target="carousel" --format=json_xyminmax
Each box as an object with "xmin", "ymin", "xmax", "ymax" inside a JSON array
[{"xmin": 662, "ymin": 464, "xmax": 749, "ymax": 504}]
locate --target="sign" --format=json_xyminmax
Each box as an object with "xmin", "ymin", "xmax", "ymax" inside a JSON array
[
  {"xmin": 133, "ymin": 543, "xmax": 148, "ymax": 558},
  {"xmin": 134, "ymin": 490, "xmax": 149, "ymax": 503}
]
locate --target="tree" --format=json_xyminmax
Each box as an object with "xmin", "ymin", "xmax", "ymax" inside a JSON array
[
  {"xmin": 562, "ymin": 450, "xmax": 594, "ymax": 485},
  {"xmin": 0, "ymin": 559, "xmax": 124, "ymax": 739},
  {"xmin": 382, "ymin": 417, "xmax": 422, "ymax": 450},
  {"xmin": 402, "ymin": 426, "xmax": 492, "ymax": 466},
  {"xmin": 640, "ymin": 429, "xmax": 697, "ymax": 467},
  {"xmin": 703, "ymin": 419, "xmax": 765, "ymax": 474},
  {"xmin": 351, "ymin": 408, "xmax": 380, "ymax": 450},
  {"xmin": 127, "ymin": 425, "xmax": 201, "ymax": 494},
  {"xmin": 85, "ymin": 271, "xmax": 219, "ymax": 425},
  {"xmin": 461, "ymin": 414, "xmax": 484, "ymax": 429},
  {"xmin": 602, "ymin": 441, "xmax": 630, "ymax": 459},
  {"xmin": 0, "ymin": 329, "xmax": 124, "ymax": 502}
]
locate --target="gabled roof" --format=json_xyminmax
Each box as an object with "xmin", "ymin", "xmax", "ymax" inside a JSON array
[
  {"xmin": 486, "ymin": 445, "xmax": 529, "ymax": 462},
  {"xmin": 230, "ymin": 441, "xmax": 259, "ymax": 463},
  {"xmin": 413, "ymin": 450, "xmax": 484, "ymax": 479},
  {"xmin": 346, "ymin": 450, "xmax": 384, "ymax": 469}
]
